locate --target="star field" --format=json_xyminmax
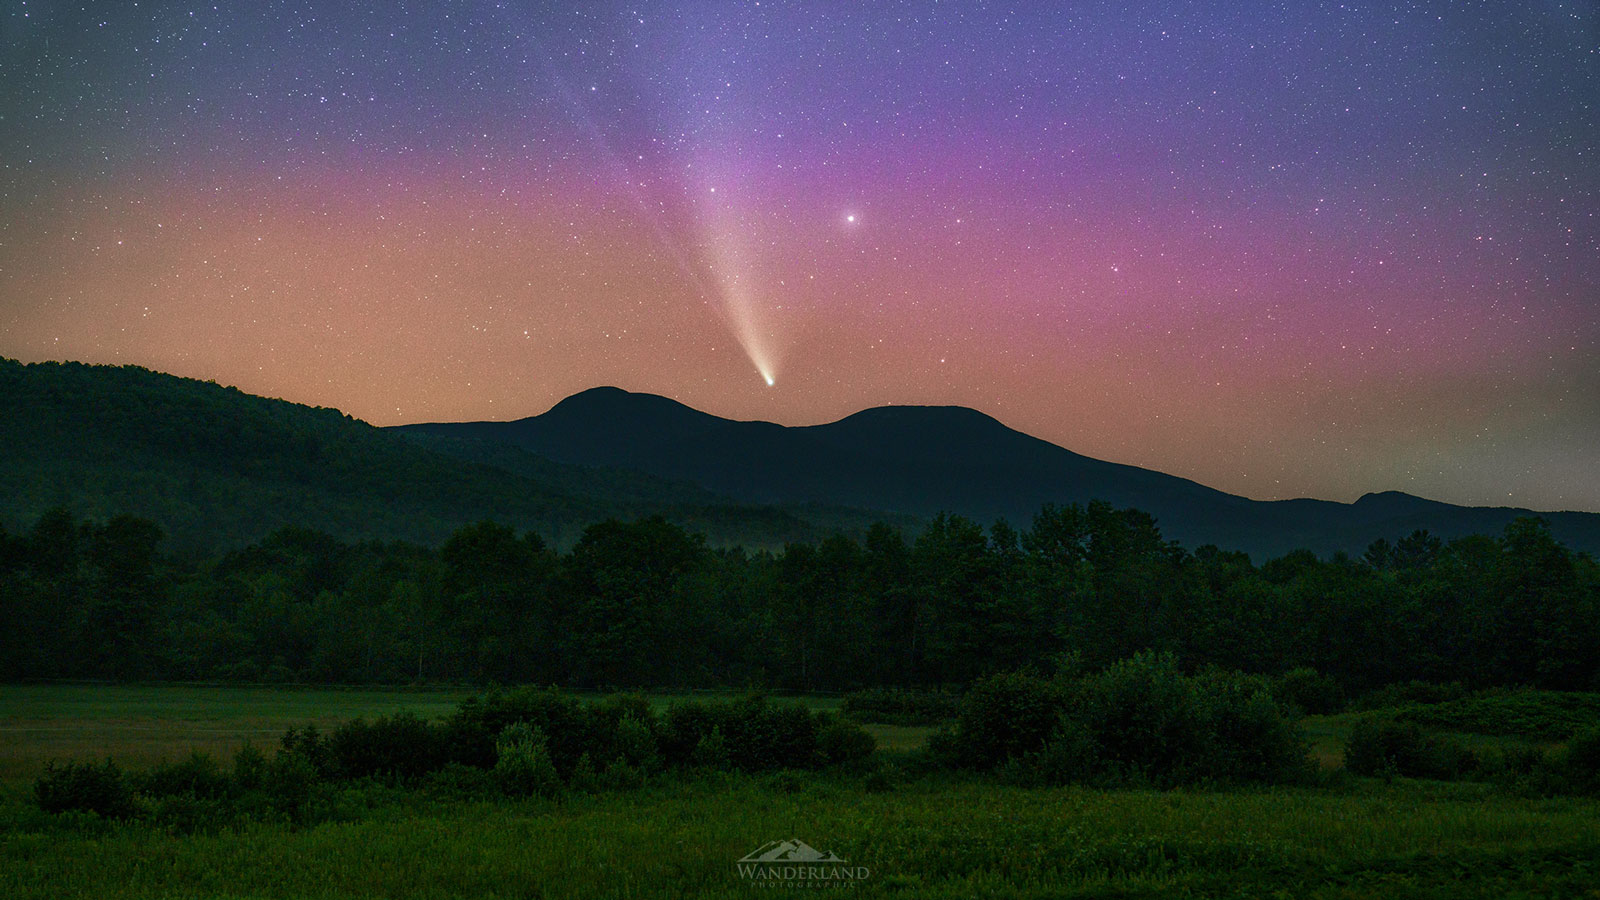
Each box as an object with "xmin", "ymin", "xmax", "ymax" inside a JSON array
[{"xmin": 2, "ymin": 1, "xmax": 1597, "ymax": 510}]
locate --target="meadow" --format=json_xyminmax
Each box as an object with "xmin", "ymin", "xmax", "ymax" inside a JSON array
[{"xmin": 2, "ymin": 684, "xmax": 1598, "ymax": 899}]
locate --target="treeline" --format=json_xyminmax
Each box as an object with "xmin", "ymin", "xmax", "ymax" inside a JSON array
[{"xmin": 1, "ymin": 502, "xmax": 1596, "ymax": 692}]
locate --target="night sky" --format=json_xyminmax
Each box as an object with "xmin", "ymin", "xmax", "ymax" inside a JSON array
[{"xmin": 2, "ymin": 1, "xmax": 1596, "ymax": 512}]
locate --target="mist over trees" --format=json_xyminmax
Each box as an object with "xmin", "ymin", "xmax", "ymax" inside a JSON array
[{"xmin": 1, "ymin": 503, "xmax": 1595, "ymax": 693}]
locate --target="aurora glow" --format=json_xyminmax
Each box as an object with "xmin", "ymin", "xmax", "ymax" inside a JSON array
[{"xmin": 1, "ymin": 1, "xmax": 1596, "ymax": 510}]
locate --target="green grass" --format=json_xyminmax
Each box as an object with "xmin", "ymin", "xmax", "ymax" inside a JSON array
[
  {"xmin": 4, "ymin": 684, "xmax": 1598, "ymax": 898},
  {"xmin": 3, "ymin": 775, "xmax": 1598, "ymax": 898}
]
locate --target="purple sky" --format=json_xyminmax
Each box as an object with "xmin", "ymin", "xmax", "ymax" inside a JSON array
[{"xmin": 2, "ymin": 1, "xmax": 1596, "ymax": 510}]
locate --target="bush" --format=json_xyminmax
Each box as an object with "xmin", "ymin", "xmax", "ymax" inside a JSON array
[
  {"xmin": 327, "ymin": 711, "xmax": 447, "ymax": 781},
  {"xmin": 279, "ymin": 724, "xmax": 333, "ymax": 776},
  {"xmin": 597, "ymin": 757, "xmax": 647, "ymax": 791},
  {"xmin": 841, "ymin": 688, "xmax": 961, "ymax": 725},
  {"xmin": 263, "ymin": 749, "xmax": 321, "ymax": 821},
  {"xmin": 34, "ymin": 760, "xmax": 138, "ymax": 819},
  {"xmin": 149, "ymin": 794, "xmax": 232, "ymax": 835},
  {"xmin": 720, "ymin": 697, "xmax": 820, "ymax": 771},
  {"xmin": 940, "ymin": 654, "xmax": 1310, "ymax": 787},
  {"xmin": 1344, "ymin": 718, "xmax": 1477, "ymax": 780},
  {"xmin": 1396, "ymin": 689, "xmax": 1600, "ymax": 741},
  {"xmin": 1000, "ymin": 718, "xmax": 1097, "ymax": 787},
  {"xmin": 420, "ymin": 762, "xmax": 498, "ymax": 801},
  {"xmin": 1273, "ymin": 668, "xmax": 1346, "ymax": 715},
  {"xmin": 944, "ymin": 672, "xmax": 1067, "ymax": 770},
  {"xmin": 493, "ymin": 723, "xmax": 562, "ymax": 799},
  {"xmin": 611, "ymin": 713, "xmax": 661, "ymax": 773},
  {"xmin": 445, "ymin": 688, "xmax": 588, "ymax": 774},
  {"xmin": 1069, "ymin": 653, "xmax": 1203, "ymax": 783},
  {"xmin": 232, "ymin": 744, "xmax": 268, "ymax": 791},
  {"xmin": 1192, "ymin": 669, "xmax": 1313, "ymax": 785},
  {"xmin": 140, "ymin": 751, "xmax": 231, "ymax": 800},
  {"xmin": 659, "ymin": 696, "xmax": 823, "ymax": 772},
  {"xmin": 689, "ymin": 727, "xmax": 731, "ymax": 770},
  {"xmin": 1562, "ymin": 725, "xmax": 1600, "ymax": 794},
  {"xmin": 817, "ymin": 715, "xmax": 876, "ymax": 768}
]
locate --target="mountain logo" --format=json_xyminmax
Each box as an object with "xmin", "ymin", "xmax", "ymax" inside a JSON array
[
  {"xmin": 739, "ymin": 840, "xmax": 845, "ymax": 863},
  {"xmin": 735, "ymin": 838, "xmax": 870, "ymax": 886}
]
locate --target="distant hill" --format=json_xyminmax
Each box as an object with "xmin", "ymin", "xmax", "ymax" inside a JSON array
[
  {"xmin": 395, "ymin": 386, "xmax": 1600, "ymax": 559},
  {"xmin": 0, "ymin": 360, "xmax": 897, "ymax": 553}
]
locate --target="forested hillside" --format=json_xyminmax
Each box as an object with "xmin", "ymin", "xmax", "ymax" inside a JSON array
[{"xmin": 0, "ymin": 359, "xmax": 894, "ymax": 553}]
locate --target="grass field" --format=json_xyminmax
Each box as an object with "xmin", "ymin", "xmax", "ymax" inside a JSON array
[{"xmin": 3, "ymin": 684, "xmax": 1598, "ymax": 899}]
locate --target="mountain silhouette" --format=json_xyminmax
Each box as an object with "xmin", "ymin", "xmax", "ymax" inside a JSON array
[
  {"xmin": 0, "ymin": 360, "xmax": 899, "ymax": 552},
  {"xmin": 395, "ymin": 386, "xmax": 1600, "ymax": 559}
]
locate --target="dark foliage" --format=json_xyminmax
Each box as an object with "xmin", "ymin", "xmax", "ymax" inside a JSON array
[
  {"xmin": 1354, "ymin": 681, "xmax": 1472, "ymax": 711},
  {"xmin": 841, "ymin": 687, "xmax": 961, "ymax": 724},
  {"xmin": 140, "ymin": 751, "xmax": 232, "ymax": 800},
  {"xmin": 1344, "ymin": 718, "xmax": 1479, "ymax": 780},
  {"xmin": 1562, "ymin": 726, "xmax": 1600, "ymax": 794},
  {"xmin": 34, "ymin": 760, "xmax": 138, "ymax": 819},
  {"xmin": 4, "ymin": 500, "xmax": 1598, "ymax": 697},
  {"xmin": 939, "ymin": 672, "xmax": 1068, "ymax": 770},
  {"xmin": 816, "ymin": 715, "xmax": 877, "ymax": 768},
  {"xmin": 1396, "ymin": 690, "xmax": 1600, "ymax": 741},
  {"xmin": 326, "ymin": 712, "xmax": 448, "ymax": 781},
  {"xmin": 940, "ymin": 655, "xmax": 1310, "ymax": 787},
  {"xmin": 1272, "ymin": 668, "xmax": 1346, "ymax": 715}
]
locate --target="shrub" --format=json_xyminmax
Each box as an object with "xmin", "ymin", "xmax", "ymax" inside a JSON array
[
  {"xmin": 493, "ymin": 723, "xmax": 562, "ymax": 799},
  {"xmin": 718, "ymin": 697, "xmax": 820, "ymax": 771},
  {"xmin": 327, "ymin": 711, "xmax": 447, "ymax": 781},
  {"xmin": 1344, "ymin": 718, "xmax": 1477, "ymax": 780},
  {"xmin": 1273, "ymin": 668, "xmax": 1346, "ymax": 715},
  {"xmin": 232, "ymin": 744, "xmax": 268, "ymax": 791},
  {"xmin": 570, "ymin": 753, "xmax": 603, "ymax": 792},
  {"xmin": 1562, "ymin": 725, "xmax": 1600, "ymax": 794},
  {"xmin": 1070, "ymin": 653, "xmax": 1203, "ymax": 783},
  {"xmin": 1000, "ymin": 718, "xmax": 1097, "ymax": 787},
  {"xmin": 862, "ymin": 762, "xmax": 898, "ymax": 793},
  {"xmin": 940, "ymin": 654, "xmax": 1310, "ymax": 787},
  {"xmin": 661, "ymin": 696, "xmax": 821, "ymax": 772},
  {"xmin": 817, "ymin": 715, "xmax": 876, "ymax": 768},
  {"xmin": 598, "ymin": 757, "xmax": 647, "ymax": 791},
  {"xmin": 279, "ymin": 724, "xmax": 332, "ymax": 776},
  {"xmin": 1192, "ymin": 669, "xmax": 1313, "ymax": 784},
  {"xmin": 141, "ymin": 751, "xmax": 231, "ymax": 800},
  {"xmin": 263, "ymin": 749, "xmax": 321, "ymax": 821},
  {"xmin": 445, "ymin": 688, "xmax": 587, "ymax": 774},
  {"xmin": 149, "ymin": 794, "xmax": 231, "ymax": 835},
  {"xmin": 420, "ymin": 762, "xmax": 498, "ymax": 801},
  {"xmin": 945, "ymin": 672, "xmax": 1067, "ymax": 770},
  {"xmin": 689, "ymin": 727, "xmax": 731, "ymax": 770},
  {"xmin": 1396, "ymin": 689, "xmax": 1600, "ymax": 741},
  {"xmin": 612, "ymin": 713, "xmax": 661, "ymax": 773},
  {"xmin": 659, "ymin": 701, "xmax": 732, "ymax": 767},
  {"xmin": 34, "ymin": 760, "xmax": 137, "ymax": 819}
]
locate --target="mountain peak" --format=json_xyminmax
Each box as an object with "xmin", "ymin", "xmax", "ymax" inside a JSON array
[
  {"xmin": 544, "ymin": 386, "xmax": 709, "ymax": 423},
  {"xmin": 1353, "ymin": 490, "xmax": 1439, "ymax": 511}
]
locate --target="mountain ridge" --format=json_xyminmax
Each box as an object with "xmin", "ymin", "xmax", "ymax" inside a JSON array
[
  {"xmin": 0, "ymin": 360, "xmax": 900, "ymax": 553},
  {"xmin": 396, "ymin": 385, "xmax": 1600, "ymax": 559}
]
